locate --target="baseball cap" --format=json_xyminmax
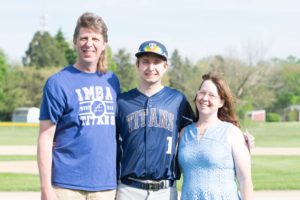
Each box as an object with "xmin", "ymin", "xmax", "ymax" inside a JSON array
[{"xmin": 135, "ymin": 40, "xmax": 168, "ymax": 61}]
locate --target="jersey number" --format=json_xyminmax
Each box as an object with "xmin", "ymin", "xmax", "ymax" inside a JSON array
[{"xmin": 166, "ymin": 136, "xmax": 172, "ymax": 154}]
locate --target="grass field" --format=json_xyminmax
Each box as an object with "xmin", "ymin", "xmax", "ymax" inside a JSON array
[
  {"xmin": 0, "ymin": 126, "xmax": 38, "ymax": 145},
  {"xmin": 241, "ymin": 121, "xmax": 300, "ymax": 147},
  {"xmin": 252, "ymin": 156, "xmax": 300, "ymax": 190},
  {"xmin": 0, "ymin": 156, "xmax": 299, "ymax": 191},
  {"xmin": 0, "ymin": 155, "xmax": 36, "ymax": 161},
  {"xmin": 0, "ymin": 121, "xmax": 299, "ymax": 191},
  {"xmin": 176, "ymin": 155, "xmax": 300, "ymax": 191},
  {"xmin": 0, "ymin": 121, "xmax": 299, "ymax": 147},
  {"xmin": 1, "ymin": 121, "xmax": 300, "ymax": 147},
  {"xmin": 0, "ymin": 173, "xmax": 39, "ymax": 191}
]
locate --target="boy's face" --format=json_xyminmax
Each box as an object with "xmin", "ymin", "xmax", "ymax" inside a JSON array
[
  {"xmin": 74, "ymin": 28, "xmax": 106, "ymax": 70},
  {"xmin": 136, "ymin": 53, "xmax": 168, "ymax": 85}
]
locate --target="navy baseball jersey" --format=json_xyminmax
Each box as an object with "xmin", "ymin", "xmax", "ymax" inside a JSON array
[{"xmin": 117, "ymin": 87, "xmax": 195, "ymax": 181}]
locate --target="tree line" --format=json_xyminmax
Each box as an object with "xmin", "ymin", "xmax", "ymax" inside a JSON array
[{"xmin": 0, "ymin": 30, "xmax": 300, "ymax": 121}]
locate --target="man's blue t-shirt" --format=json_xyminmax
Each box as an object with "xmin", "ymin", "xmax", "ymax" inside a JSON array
[{"xmin": 40, "ymin": 65, "xmax": 120, "ymax": 191}]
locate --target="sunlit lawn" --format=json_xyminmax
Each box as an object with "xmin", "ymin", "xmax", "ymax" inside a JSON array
[
  {"xmin": 1, "ymin": 121, "xmax": 300, "ymax": 147},
  {"xmin": 0, "ymin": 122, "xmax": 300, "ymax": 191},
  {"xmin": 0, "ymin": 156, "xmax": 299, "ymax": 191},
  {"xmin": 0, "ymin": 126, "xmax": 38, "ymax": 145},
  {"xmin": 177, "ymin": 155, "xmax": 300, "ymax": 191},
  {"xmin": 241, "ymin": 121, "xmax": 300, "ymax": 147},
  {"xmin": 0, "ymin": 155, "xmax": 36, "ymax": 161},
  {"xmin": 0, "ymin": 173, "xmax": 39, "ymax": 191}
]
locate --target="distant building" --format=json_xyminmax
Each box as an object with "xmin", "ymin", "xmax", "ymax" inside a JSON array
[
  {"xmin": 12, "ymin": 107, "xmax": 40, "ymax": 123},
  {"xmin": 246, "ymin": 110, "xmax": 266, "ymax": 122},
  {"xmin": 284, "ymin": 105, "xmax": 300, "ymax": 122}
]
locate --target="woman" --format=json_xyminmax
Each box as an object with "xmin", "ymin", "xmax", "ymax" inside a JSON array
[{"xmin": 178, "ymin": 72, "xmax": 253, "ymax": 200}]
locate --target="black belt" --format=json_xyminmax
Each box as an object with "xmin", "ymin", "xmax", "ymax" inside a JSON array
[{"xmin": 121, "ymin": 178, "xmax": 175, "ymax": 191}]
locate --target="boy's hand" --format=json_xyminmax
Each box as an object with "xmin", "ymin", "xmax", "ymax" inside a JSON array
[{"xmin": 244, "ymin": 129, "xmax": 255, "ymax": 152}]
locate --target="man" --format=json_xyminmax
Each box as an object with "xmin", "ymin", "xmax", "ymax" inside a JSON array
[
  {"xmin": 116, "ymin": 40, "xmax": 195, "ymax": 200},
  {"xmin": 37, "ymin": 12, "xmax": 120, "ymax": 200}
]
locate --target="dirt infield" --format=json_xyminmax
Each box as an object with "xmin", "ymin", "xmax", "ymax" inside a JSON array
[
  {"xmin": 1, "ymin": 191, "xmax": 300, "ymax": 200},
  {"xmin": 252, "ymin": 147, "xmax": 300, "ymax": 155},
  {"xmin": 1, "ymin": 146, "xmax": 300, "ymax": 174},
  {"xmin": 2, "ymin": 145, "xmax": 300, "ymax": 156},
  {"xmin": 0, "ymin": 192, "xmax": 40, "ymax": 200},
  {"xmin": 0, "ymin": 161, "xmax": 38, "ymax": 174},
  {"xmin": 1, "ymin": 146, "xmax": 300, "ymax": 199},
  {"xmin": 0, "ymin": 145, "xmax": 36, "ymax": 155},
  {"xmin": 3, "ymin": 145, "xmax": 300, "ymax": 155}
]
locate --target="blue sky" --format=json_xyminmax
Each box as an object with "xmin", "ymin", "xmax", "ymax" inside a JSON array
[{"xmin": 1, "ymin": 0, "xmax": 299, "ymax": 63}]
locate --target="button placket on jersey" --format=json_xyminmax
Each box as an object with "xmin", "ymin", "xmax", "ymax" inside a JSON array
[{"xmin": 145, "ymin": 98, "xmax": 152, "ymax": 175}]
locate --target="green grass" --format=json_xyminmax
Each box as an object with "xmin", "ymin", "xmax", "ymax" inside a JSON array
[
  {"xmin": 0, "ymin": 122, "xmax": 300, "ymax": 191},
  {"xmin": 0, "ymin": 155, "xmax": 36, "ymax": 161},
  {"xmin": 252, "ymin": 156, "xmax": 300, "ymax": 190},
  {"xmin": 0, "ymin": 121, "xmax": 300, "ymax": 147},
  {"xmin": 0, "ymin": 173, "xmax": 40, "ymax": 191},
  {"xmin": 0, "ymin": 156, "xmax": 299, "ymax": 191},
  {"xmin": 241, "ymin": 121, "xmax": 300, "ymax": 147},
  {"xmin": 0, "ymin": 126, "xmax": 38, "ymax": 145},
  {"xmin": 177, "ymin": 155, "xmax": 300, "ymax": 191}
]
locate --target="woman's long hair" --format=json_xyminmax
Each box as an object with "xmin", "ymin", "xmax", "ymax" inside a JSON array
[{"xmin": 194, "ymin": 72, "xmax": 240, "ymax": 128}]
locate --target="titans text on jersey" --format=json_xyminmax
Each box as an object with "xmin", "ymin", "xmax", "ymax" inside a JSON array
[{"xmin": 126, "ymin": 108, "xmax": 175, "ymax": 132}]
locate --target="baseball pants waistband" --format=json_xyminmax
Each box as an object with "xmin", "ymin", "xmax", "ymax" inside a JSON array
[{"xmin": 120, "ymin": 178, "xmax": 175, "ymax": 191}]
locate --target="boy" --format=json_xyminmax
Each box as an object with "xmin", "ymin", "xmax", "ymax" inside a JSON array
[{"xmin": 116, "ymin": 40, "xmax": 194, "ymax": 200}]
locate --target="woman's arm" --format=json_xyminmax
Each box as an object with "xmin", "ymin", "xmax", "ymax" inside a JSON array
[{"xmin": 229, "ymin": 125, "xmax": 254, "ymax": 200}]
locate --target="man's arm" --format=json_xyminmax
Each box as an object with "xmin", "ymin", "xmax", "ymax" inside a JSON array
[{"xmin": 37, "ymin": 120, "xmax": 57, "ymax": 200}]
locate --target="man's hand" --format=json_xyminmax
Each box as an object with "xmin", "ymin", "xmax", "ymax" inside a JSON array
[{"xmin": 41, "ymin": 186, "xmax": 58, "ymax": 200}]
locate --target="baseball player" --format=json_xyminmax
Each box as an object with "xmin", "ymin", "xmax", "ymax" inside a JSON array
[{"xmin": 116, "ymin": 40, "xmax": 195, "ymax": 200}]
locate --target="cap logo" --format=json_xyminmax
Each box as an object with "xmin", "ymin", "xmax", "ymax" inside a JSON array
[
  {"xmin": 148, "ymin": 42, "xmax": 157, "ymax": 50},
  {"xmin": 136, "ymin": 40, "xmax": 168, "ymax": 60}
]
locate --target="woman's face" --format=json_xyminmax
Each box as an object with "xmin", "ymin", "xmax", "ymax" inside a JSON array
[{"xmin": 195, "ymin": 80, "xmax": 224, "ymax": 116}]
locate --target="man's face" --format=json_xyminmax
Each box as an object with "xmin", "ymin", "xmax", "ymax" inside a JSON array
[
  {"xmin": 137, "ymin": 54, "xmax": 168, "ymax": 85},
  {"xmin": 74, "ymin": 28, "xmax": 106, "ymax": 70}
]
